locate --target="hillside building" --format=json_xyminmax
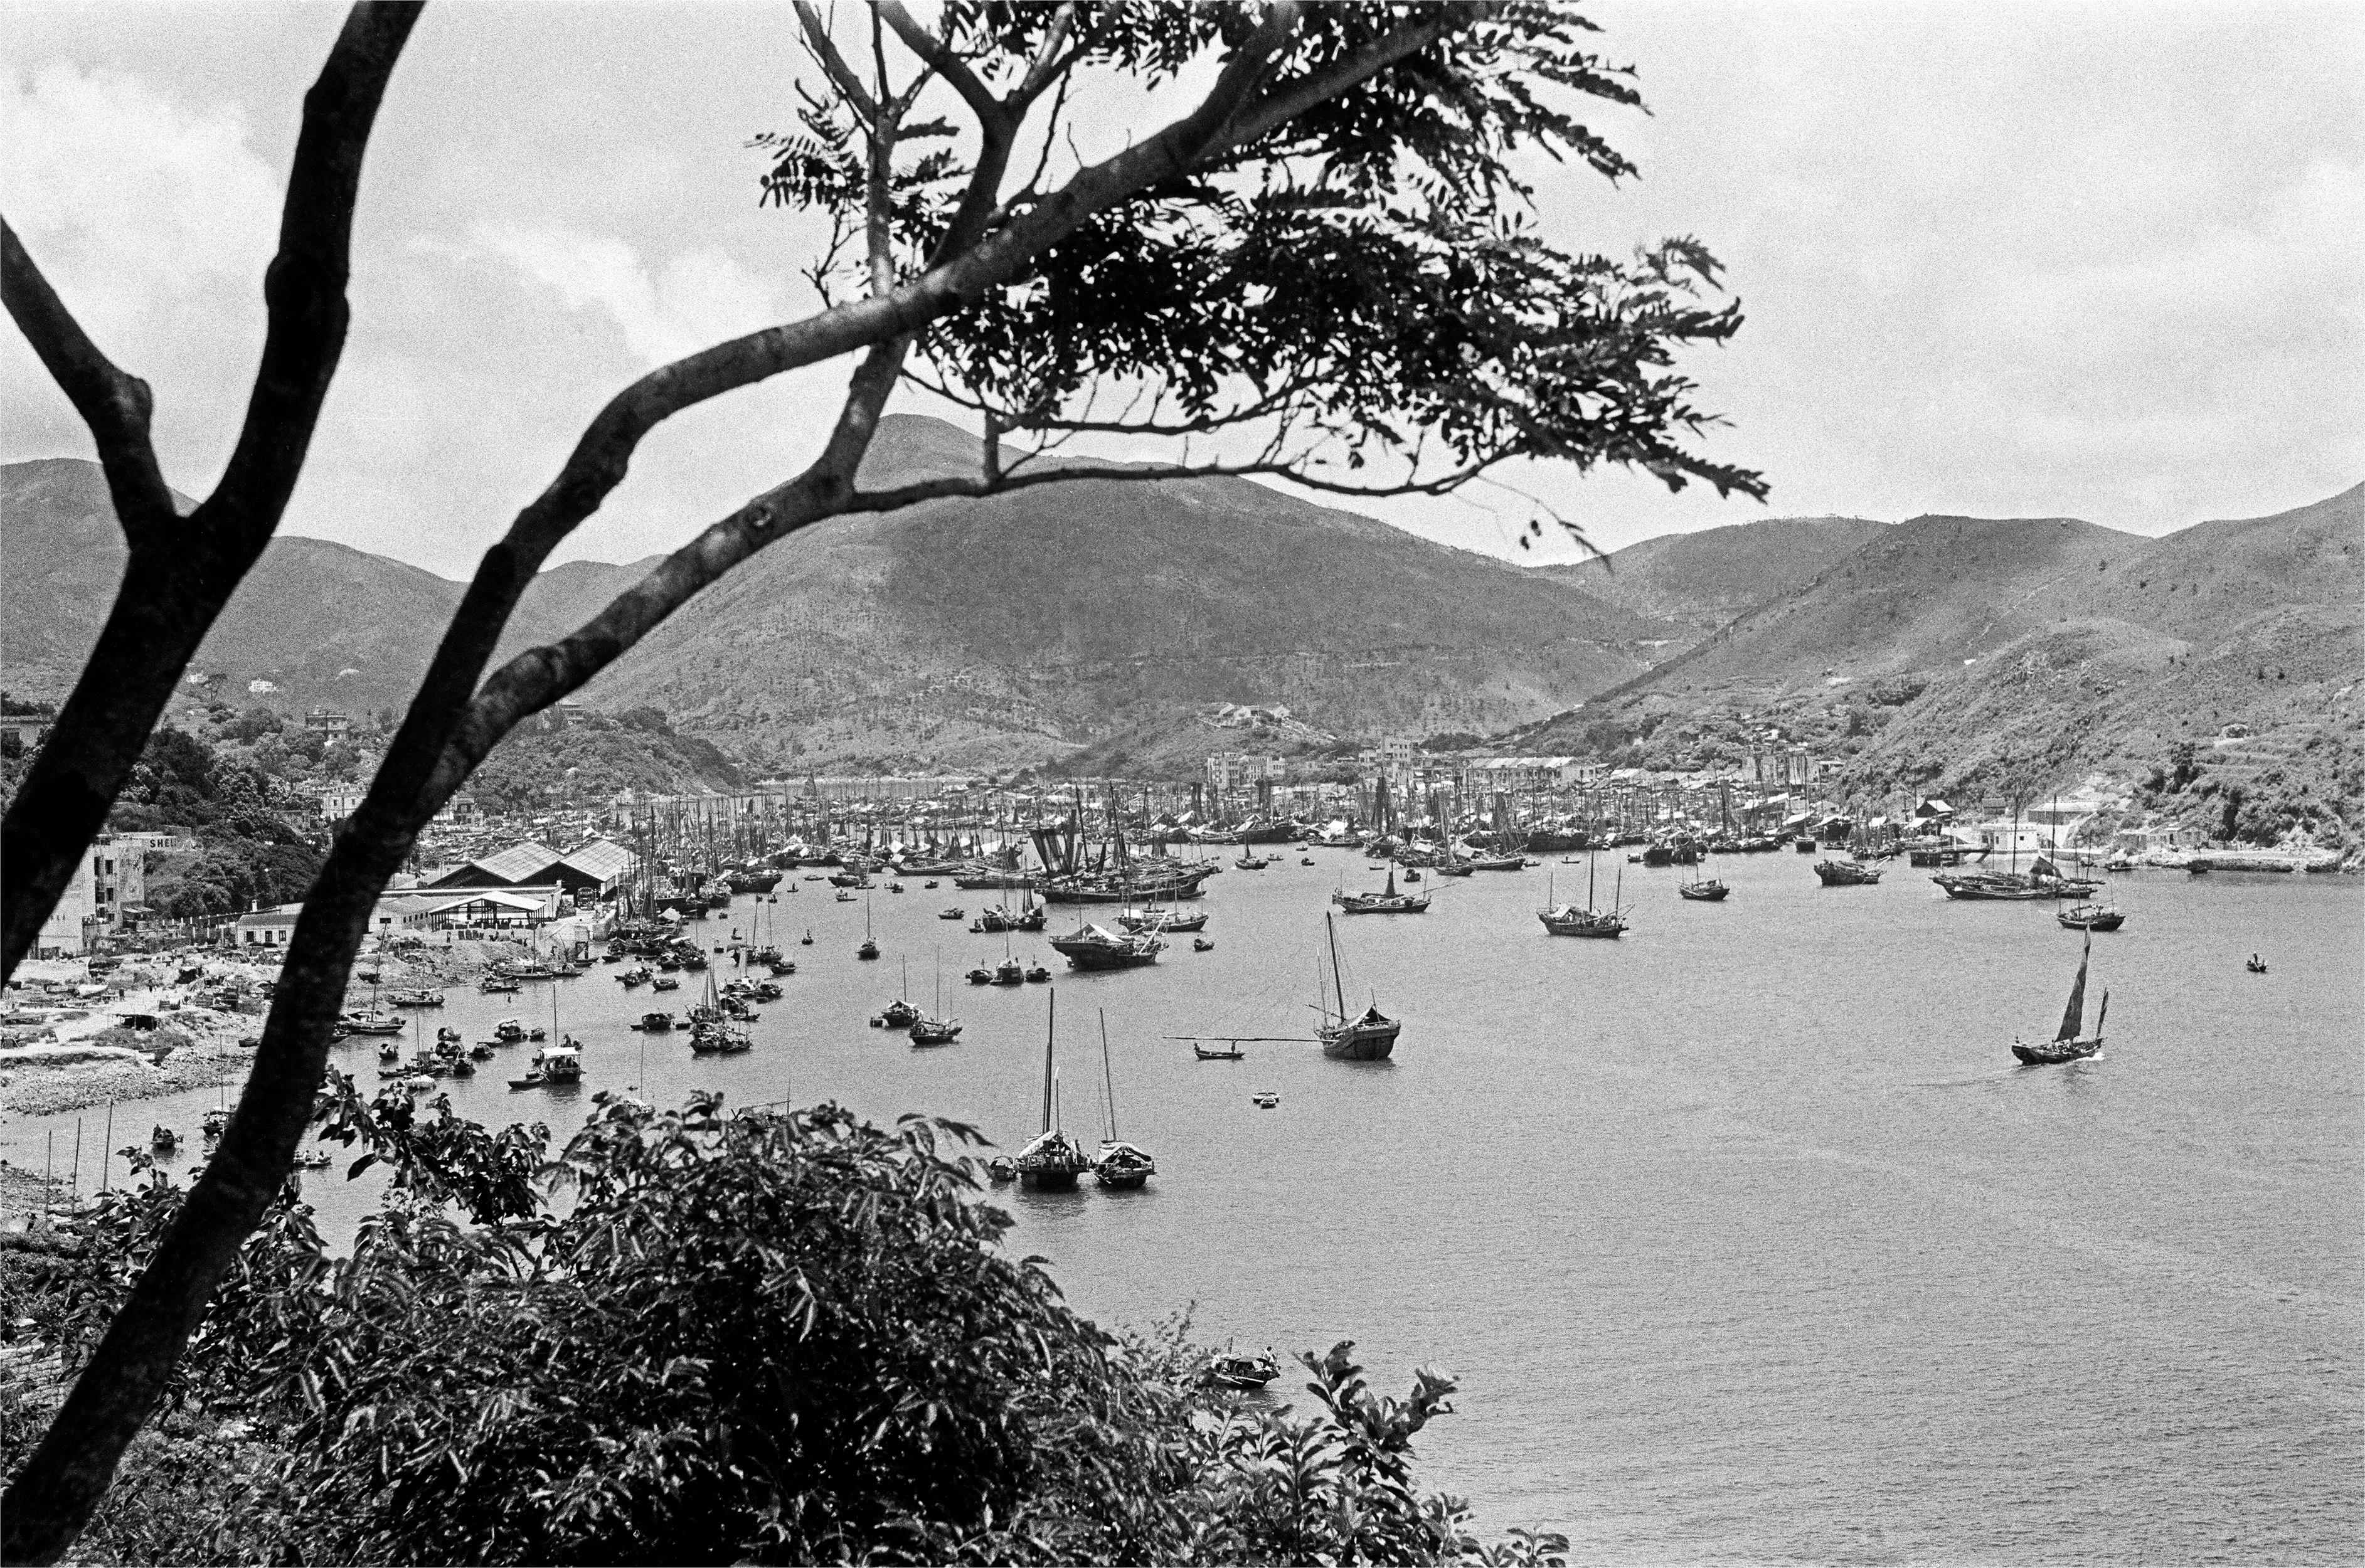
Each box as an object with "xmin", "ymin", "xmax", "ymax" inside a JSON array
[
  {"xmin": 302, "ymin": 709, "xmax": 353, "ymax": 738},
  {"xmin": 320, "ymin": 783, "xmax": 367, "ymax": 822}
]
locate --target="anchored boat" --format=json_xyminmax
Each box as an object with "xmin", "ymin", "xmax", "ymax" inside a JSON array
[{"xmin": 1014, "ymin": 991, "xmax": 1094, "ymax": 1190}]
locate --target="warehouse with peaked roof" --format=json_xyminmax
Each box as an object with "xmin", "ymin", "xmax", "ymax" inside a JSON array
[{"xmin": 423, "ymin": 837, "xmax": 634, "ymax": 898}]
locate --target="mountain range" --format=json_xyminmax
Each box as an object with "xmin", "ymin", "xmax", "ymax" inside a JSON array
[{"xmin": 4, "ymin": 420, "xmax": 2358, "ymax": 837}]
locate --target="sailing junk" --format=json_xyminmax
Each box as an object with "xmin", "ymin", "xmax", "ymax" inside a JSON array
[
  {"xmin": 1815, "ymin": 858, "xmax": 1884, "ymax": 886},
  {"xmin": 1050, "ymin": 921, "xmax": 1164, "ymax": 970},
  {"xmin": 2012, "ymin": 930, "xmax": 2108, "ymax": 1066},
  {"xmin": 1317, "ymin": 912, "xmax": 1400, "ymax": 1061},
  {"xmin": 1092, "ymin": 1012, "xmax": 1156, "ymax": 1189},
  {"xmin": 1334, "ymin": 863, "xmax": 1430, "ymax": 915},
  {"xmin": 1539, "ymin": 857, "xmax": 1627, "ymax": 937},
  {"xmin": 1015, "ymin": 992, "xmax": 1094, "ymax": 1189}
]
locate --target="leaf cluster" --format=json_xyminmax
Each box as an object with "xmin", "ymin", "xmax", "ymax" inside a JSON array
[{"xmin": 9, "ymin": 1092, "xmax": 1570, "ymax": 1565}]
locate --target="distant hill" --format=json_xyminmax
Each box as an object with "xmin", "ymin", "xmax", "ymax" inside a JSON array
[
  {"xmin": 558, "ymin": 415, "xmax": 1667, "ymax": 770},
  {"xmin": 0, "ymin": 456, "xmax": 664, "ymax": 718},
  {"xmin": 1543, "ymin": 515, "xmax": 1886, "ymax": 633},
  {"xmin": 2, "ymin": 422, "xmax": 1664, "ymax": 770},
  {"xmin": 1509, "ymin": 484, "xmax": 2364, "ymax": 849}
]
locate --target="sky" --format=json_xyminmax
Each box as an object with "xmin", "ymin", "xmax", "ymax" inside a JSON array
[{"xmin": 4, "ymin": 0, "xmax": 2361, "ymax": 578}]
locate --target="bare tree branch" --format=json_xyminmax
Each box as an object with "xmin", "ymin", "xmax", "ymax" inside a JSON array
[
  {"xmin": 0, "ymin": 0, "xmax": 421, "ymax": 989},
  {"xmin": 0, "ymin": 219, "xmax": 174, "ymax": 547}
]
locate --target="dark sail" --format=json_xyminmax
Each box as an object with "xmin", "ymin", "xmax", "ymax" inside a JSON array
[{"xmin": 2056, "ymin": 933, "xmax": 2091, "ymax": 1041}]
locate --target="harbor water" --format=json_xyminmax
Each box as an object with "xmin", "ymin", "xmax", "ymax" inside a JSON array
[{"xmin": 6, "ymin": 852, "xmax": 2360, "ymax": 1562}]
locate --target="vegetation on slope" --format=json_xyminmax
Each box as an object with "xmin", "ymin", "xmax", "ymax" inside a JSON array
[{"xmin": 4, "ymin": 1090, "xmax": 1563, "ymax": 1567}]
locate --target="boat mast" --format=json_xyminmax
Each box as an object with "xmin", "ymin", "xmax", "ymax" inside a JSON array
[
  {"xmin": 1326, "ymin": 911, "xmax": 1347, "ymax": 1019},
  {"xmin": 1100, "ymin": 1010, "xmax": 1118, "ymax": 1142},
  {"xmin": 1041, "ymin": 989, "xmax": 1057, "ymax": 1134}
]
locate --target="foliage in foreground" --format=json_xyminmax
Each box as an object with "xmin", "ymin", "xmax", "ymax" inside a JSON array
[{"xmin": 4, "ymin": 1088, "xmax": 1563, "ymax": 1566}]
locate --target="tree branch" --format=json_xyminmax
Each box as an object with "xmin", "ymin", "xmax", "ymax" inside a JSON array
[
  {"xmin": 0, "ymin": 0, "xmax": 420, "ymax": 990},
  {"xmin": 0, "ymin": 218, "xmax": 174, "ymax": 547}
]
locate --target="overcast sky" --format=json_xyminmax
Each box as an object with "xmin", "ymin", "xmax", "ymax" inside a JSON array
[{"xmin": 4, "ymin": 1, "xmax": 2360, "ymax": 578}]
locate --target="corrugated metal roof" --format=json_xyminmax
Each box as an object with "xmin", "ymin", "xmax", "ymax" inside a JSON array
[
  {"xmin": 560, "ymin": 838, "xmax": 634, "ymax": 882},
  {"xmin": 470, "ymin": 840, "xmax": 564, "ymax": 884}
]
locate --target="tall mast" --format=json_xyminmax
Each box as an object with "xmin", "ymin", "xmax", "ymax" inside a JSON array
[
  {"xmin": 1326, "ymin": 911, "xmax": 1347, "ymax": 1019},
  {"xmin": 1100, "ymin": 1010, "xmax": 1117, "ymax": 1142},
  {"xmin": 1041, "ymin": 989, "xmax": 1057, "ymax": 1133}
]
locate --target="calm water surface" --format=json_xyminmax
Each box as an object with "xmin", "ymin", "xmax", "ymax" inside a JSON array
[{"xmin": 10, "ymin": 852, "xmax": 2361, "ymax": 1562}]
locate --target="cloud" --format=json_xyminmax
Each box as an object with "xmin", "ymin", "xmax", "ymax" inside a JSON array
[
  {"xmin": 469, "ymin": 223, "xmax": 786, "ymax": 368},
  {"xmin": 0, "ymin": 61, "xmax": 282, "ymax": 344}
]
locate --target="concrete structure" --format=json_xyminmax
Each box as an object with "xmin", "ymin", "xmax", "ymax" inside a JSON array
[
  {"xmin": 235, "ymin": 904, "xmax": 303, "ymax": 948},
  {"xmin": 1205, "ymin": 753, "xmax": 1289, "ymax": 794},
  {"xmin": 302, "ymin": 709, "xmax": 353, "ymax": 737},
  {"xmin": 320, "ymin": 783, "xmax": 367, "ymax": 822},
  {"xmin": 1463, "ymin": 756, "xmax": 1583, "ymax": 793},
  {"xmin": 37, "ymin": 852, "xmax": 98, "ymax": 955}
]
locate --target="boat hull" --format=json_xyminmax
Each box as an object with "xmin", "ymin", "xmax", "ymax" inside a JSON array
[
  {"xmin": 1320, "ymin": 1021, "xmax": 1400, "ymax": 1061},
  {"xmin": 2013, "ymin": 1034, "xmax": 2103, "ymax": 1065},
  {"xmin": 1018, "ymin": 1167, "xmax": 1083, "ymax": 1190}
]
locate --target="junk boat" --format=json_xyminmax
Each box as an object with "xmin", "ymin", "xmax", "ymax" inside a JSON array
[
  {"xmin": 1092, "ymin": 1011, "xmax": 1155, "ymax": 1189},
  {"xmin": 339, "ymin": 1009, "xmax": 407, "ymax": 1036},
  {"xmin": 908, "ymin": 960, "xmax": 962, "ymax": 1046},
  {"xmin": 1815, "ymin": 858, "xmax": 1884, "ymax": 886},
  {"xmin": 1014, "ymin": 990, "xmax": 1094, "ymax": 1189},
  {"xmin": 1050, "ymin": 922, "xmax": 1164, "ymax": 971},
  {"xmin": 1539, "ymin": 857, "xmax": 1627, "ymax": 937},
  {"xmin": 2057, "ymin": 902, "xmax": 2125, "ymax": 931},
  {"xmin": 509, "ymin": 1041, "xmax": 582, "ymax": 1089},
  {"xmin": 1334, "ymin": 864, "xmax": 1430, "ymax": 915},
  {"xmin": 1317, "ymin": 912, "xmax": 1400, "ymax": 1061},
  {"xmin": 2012, "ymin": 930, "xmax": 2108, "ymax": 1066}
]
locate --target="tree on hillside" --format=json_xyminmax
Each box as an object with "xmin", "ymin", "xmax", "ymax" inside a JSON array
[{"xmin": 1, "ymin": 1, "xmax": 1763, "ymax": 1554}]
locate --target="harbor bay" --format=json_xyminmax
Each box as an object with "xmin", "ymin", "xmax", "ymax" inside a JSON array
[{"xmin": 11, "ymin": 850, "xmax": 2357, "ymax": 1562}]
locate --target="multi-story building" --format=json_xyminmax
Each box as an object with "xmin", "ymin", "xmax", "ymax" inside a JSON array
[
  {"xmin": 302, "ymin": 708, "xmax": 353, "ymax": 738},
  {"xmin": 320, "ymin": 783, "xmax": 368, "ymax": 822}
]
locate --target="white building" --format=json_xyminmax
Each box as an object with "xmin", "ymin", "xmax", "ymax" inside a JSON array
[{"xmin": 320, "ymin": 783, "xmax": 367, "ymax": 822}]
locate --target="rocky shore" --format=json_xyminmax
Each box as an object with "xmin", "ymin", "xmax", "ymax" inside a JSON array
[{"xmin": 0, "ymin": 936, "xmax": 538, "ymax": 1121}]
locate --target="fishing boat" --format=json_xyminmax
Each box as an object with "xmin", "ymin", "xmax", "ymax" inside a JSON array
[
  {"xmin": 650, "ymin": 973, "xmax": 681, "ymax": 992},
  {"xmin": 1118, "ymin": 906, "xmax": 1209, "ymax": 934},
  {"xmin": 2246, "ymin": 954, "xmax": 2268, "ymax": 975},
  {"xmin": 1025, "ymin": 964, "xmax": 1051, "ymax": 983},
  {"xmin": 908, "ymin": 961, "xmax": 962, "ymax": 1046},
  {"xmin": 1192, "ymin": 937, "xmax": 1214, "ymax": 952},
  {"xmin": 992, "ymin": 956, "xmax": 1025, "ymax": 987},
  {"xmin": 1539, "ymin": 859, "xmax": 1627, "ymax": 937},
  {"xmin": 2012, "ymin": 930, "xmax": 2108, "ymax": 1065},
  {"xmin": 339, "ymin": 1008, "xmax": 407, "ymax": 1035},
  {"xmin": 1090, "ymin": 1013, "xmax": 1156, "ymax": 1189},
  {"xmin": 387, "ymin": 987, "xmax": 444, "ymax": 1007},
  {"xmin": 1193, "ymin": 1041, "xmax": 1247, "ymax": 1061},
  {"xmin": 151, "ymin": 1125, "xmax": 178, "ymax": 1152},
  {"xmin": 1815, "ymin": 858, "xmax": 1884, "ymax": 886},
  {"xmin": 1334, "ymin": 864, "xmax": 1430, "ymax": 915},
  {"xmin": 1050, "ymin": 923, "xmax": 1164, "ymax": 971},
  {"xmin": 509, "ymin": 1041, "xmax": 583, "ymax": 1089},
  {"xmin": 617, "ymin": 965, "xmax": 652, "ymax": 987},
  {"xmin": 630, "ymin": 1010, "xmax": 676, "ymax": 1032},
  {"xmin": 986, "ymin": 1155, "xmax": 1018, "ymax": 1183},
  {"xmin": 2057, "ymin": 902, "xmax": 2125, "ymax": 931},
  {"xmin": 1677, "ymin": 862, "xmax": 1730, "ymax": 902},
  {"xmin": 1317, "ymin": 912, "xmax": 1401, "ymax": 1060},
  {"xmin": 967, "ymin": 967, "xmax": 994, "ymax": 985},
  {"xmin": 1202, "ymin": 1349, "xmax": 1282, "ymax": 1390},
  {"xmin": 1014, "ymin": 992, "xmax": 1094, "ymax": 1189},
  {"xmin": 1251, "ymin": 1091, "xmax": 1280, "ymax": 1110},
  {"xmin": 479, "ymin": 975, "xmax": 520, "ymax": 995}
]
